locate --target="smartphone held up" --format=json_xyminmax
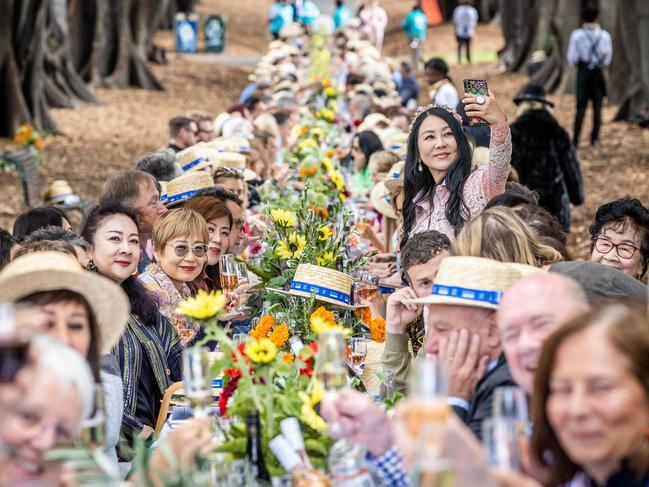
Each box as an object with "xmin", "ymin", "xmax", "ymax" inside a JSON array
[{"xmin": 463, "ymin": 79, "xmax": 489, "ymax": 126}]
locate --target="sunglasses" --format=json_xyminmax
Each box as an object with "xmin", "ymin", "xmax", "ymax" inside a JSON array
[{"xmin": 169, "ymin": 243, "xmax": 208, "ymax": 258}]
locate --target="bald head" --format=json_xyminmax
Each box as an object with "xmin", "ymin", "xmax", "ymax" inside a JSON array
[{"xmin": 497, "ymin": 273, "xmax": 589, "ymax": 394}]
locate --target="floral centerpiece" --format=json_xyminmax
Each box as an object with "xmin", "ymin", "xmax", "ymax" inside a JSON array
[{"xmin": 176, "ymin": 291, "xmax": 340, "ymax": 476}]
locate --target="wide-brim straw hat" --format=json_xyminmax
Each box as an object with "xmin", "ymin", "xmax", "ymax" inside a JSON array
[
  {"xmin": 370, "ymin": 182, "xmax": 396, "ymax": 219},
  {"xmin": 0, "ymin": 251, "xmax": 130, "ymax": 354},
  {"xmin": 44, "ymin": 180, "xmax": 80, "ymax": 206},
  {"xmin": 165, "ymin": 172, "xmax": 214, "ymax": 207},
  {"xmin": 384, "ymin": 160, "xmax": 405, "ymax": 193},
  {"xmin": 408, "ymin": 257, "xmax": 524, "ymax": 309},
  {"xmin": 358, "ymin": 113, "xmax": 390, "ymax": 132},
  {"xmin": 384, "ymin": 132, "xmax": 409, "ymax": 159},
  {"xmin": 206, "ymin": 137, "xmax": 251, "ymax": 154},
  {"xmin": 177, "ymin": 145, "xmax": 213, "ymax": 173},
  {"xmin": 159, "ymin": 181, "xmax": 169, "ymax": 204},
  {"xmin": 269, "ymin": 264, "xmax": 361, "ymax": 309}
]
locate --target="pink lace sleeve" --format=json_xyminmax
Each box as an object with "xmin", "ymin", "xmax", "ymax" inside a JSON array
[{"xmin": 481, "ymin": 123, "xmax": 512, "ymax": 199}]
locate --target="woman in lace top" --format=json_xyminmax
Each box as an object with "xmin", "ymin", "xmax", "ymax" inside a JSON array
[{"xmin": 402, "ymin": 91, "xmax": 512, "ymax": 244}]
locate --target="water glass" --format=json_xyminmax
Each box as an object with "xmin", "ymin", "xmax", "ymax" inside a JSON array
[
  {"xmin": 482, "ymin": 417, "xmax": 522, "ymax": 471},
  {"xmin": 406, "ymin": 357, "xmax": 450, "ymax": 437},
  {"xmin": 492, "ymin": 386, "xmax": 529, "ymax": 422},
  {"xmin": 182, "ymin": 347, "xmax": 212, "ymax": 418}
]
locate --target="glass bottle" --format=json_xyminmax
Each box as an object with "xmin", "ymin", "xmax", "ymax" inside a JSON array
[
  {"xmin": 246, "ymin": 410, "xmax": 271, "ymax": 482},
  {"xmin": 328, "ymin": 441, "xmax": 380, "ymax": 487}
]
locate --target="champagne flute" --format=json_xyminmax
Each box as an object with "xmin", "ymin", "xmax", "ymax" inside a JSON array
[
  {"xmin": 234, "ymin": 262, "xmax": 250, "ymax": 313},
  {"xmin": 182, "ymin": 347, "xmax": 212, "ymax": 419},
  {"xmin": 482, "ymin": 417, "xmax": 522, "ymax": 471},
  {"xmin": 348, "ymin": 336, "xmax": 367, "ymax": 376},
  {"xmin": 316, "ymin": 331, "xmax": 348, "ymax": 391},
  {"xmin": 406, "ymin": 356, "xmax": 450, "ymax": 437},
  {"xmin": 219, "ymin": 254, "xmax": 239, "ymax": 293},
  {"xmin": 78, "ymin": 384, "xmax": 106, "ymax": 449},
  {"xmin": 492, "ymin": 386, "xmax": 531, "ymax": 465}
]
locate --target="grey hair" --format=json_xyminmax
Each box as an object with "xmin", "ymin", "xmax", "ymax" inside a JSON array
[
  {"xmin": 22, "ymin": 226, "xmax": 90, "ymax": 251},
  {"xmin": 31, "ymin": 336, "xmax": 95, "ymax": 423},
  {"xmin": 135, "ymin": 149, "xmax": 181, "ymax": 182}
]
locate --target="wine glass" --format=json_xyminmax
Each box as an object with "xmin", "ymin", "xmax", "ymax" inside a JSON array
[
  {"xmin": 353, "ymin": 272, "xmax": 379, "ymax": 306},
  {"xmin": 219, "ymin": 254, "xmax": 239, "ymax": 293},
  {"xmin": 492, "ymin": 386, "xmax": 531, "ymax": 465},
  {"xmin": 78, "ymin": 384, "xmax": 106, "ymax": 449},
  {"xmin": 406, "ymin": 356, "xmax": 450, "ymax": 437},
  {"xmin": 316, "ymin": 331, "xmax": 348, "ymax": 391},
  {"xmin": 234, "ymin": 262, "xmax": 250, "ymax": 313},
  {"xmin": 348, "ymin": 336, "xmax": 367, "ymax": 376},
  {"xmin": 182, "ymin": 347, "xmax": 212, "ymax": 419}
]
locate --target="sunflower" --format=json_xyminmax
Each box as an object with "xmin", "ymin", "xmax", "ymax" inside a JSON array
[
  {"xmin": 317, "ymin": 250, "xmax": 336, "ymax": 268},
  {"xmin": 299, "ymin": 391, "xmax": 327, "ymax": 432},
  {"xmin": 276, "ymin": 232, "xmax": 306, "ymax": 260},
  {"xmin": 270, "ymin": 208, "xmax": 296, "ymax": 228},
  {"xmin": 244, "ymin": 338, "xmax": 277, "ymax": 363},
  {"xmin": 309, "ymin": 306, "xmax": 338, "ymax": 334},
  {"xmin": 317, "ymin": 226, "xmax": 333, "ymax": 241},
  {"xmin": 329, "ymin": 170, "xmax": 345, "ymax": 192},
  {"xmin": 269, "ymin": 323, "xmax": 289, "ymax": 347},
  {"xmin": 175, "ymin": 290, "xmax": 226, "ymax": 320}
]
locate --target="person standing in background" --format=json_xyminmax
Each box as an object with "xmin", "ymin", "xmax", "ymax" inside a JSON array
[
  {"xmin": 424, "ymin": 57, "xmax": 459, "ymax": 108},
  {"xmin": 397, "ymin": 61, "xmax": 420, "ymax": 109},
  {"xmin": 402, "ymin": 3, "xmax": 428, "ymax": 71},
  {"xmin": 333, "ymin": 0, "xmax": 353, "ymax": 30},
  {"xmin": 268, "ymin": 0, "xmax": 293, "ymax": 40},
  {"xmin": 567, "ymin": 6, "xmax": 612, "ymax": 148},
  {"xmin": 359, "ymin": 0, "xmax": 388, "ymax": 51},
  {"xmin": 452, "ymin": 0, "xmax": 478, "ymax": 64}
]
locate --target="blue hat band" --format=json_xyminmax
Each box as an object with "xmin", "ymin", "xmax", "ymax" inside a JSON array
[
  {"xmin": 290, "ymin": 280, "xmax": 351, "ymax": 305},
  {"xmin": 431, "ymin": 284, "xmax": 503, "ymax": 306}
]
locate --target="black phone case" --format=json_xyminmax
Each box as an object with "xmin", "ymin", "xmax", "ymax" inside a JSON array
[{"xmin": 463, "ymin": 79, "xmax": 490, "ymax": 126}]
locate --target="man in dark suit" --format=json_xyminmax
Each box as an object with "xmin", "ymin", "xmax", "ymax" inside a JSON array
[{"xmin": 412, "ymin": 256, "xmax": 523, "ymax": 439}]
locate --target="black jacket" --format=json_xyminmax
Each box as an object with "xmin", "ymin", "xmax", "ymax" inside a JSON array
[
  {"xmin": 510, "ymin": 109, "xmax": 584, "ymax": 230},
  {"xmin": 452, "ymin": 354, "xmax": 516, "ymax": 440}
]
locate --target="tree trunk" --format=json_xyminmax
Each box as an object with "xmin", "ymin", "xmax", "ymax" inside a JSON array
[{"xmin": 612, "ymin": 0, "xmax": 649, "ymax": 121}]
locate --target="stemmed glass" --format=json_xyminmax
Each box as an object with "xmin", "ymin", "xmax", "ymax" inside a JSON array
[
  {"xmin": 219, "ymin": 254, "xmax": 239, "ymax": 293},
  {"xmin": 182, "ymin": 347, "xmax": 212, "ymax": 419},
  {"xmin": 316, "ymin": 330, "xmax": 349, "ymax": 438},
  {"xmin": 490, "ymin": 386, "xmax": 530, "ymax": 471},
  {"xmin": 353, "ymin": 272, "xmax": 379, "ymax": 306},
  {"xmin": 348, "ymin": 336, "xmax": 367, "ymax": 376},
  {"xmin": 234, "ymin": 262, "xmax": 250, "ymax": 313},
  {"xmin": 78, "ymin": 384, "xmax": 106, "ymax": 449}
]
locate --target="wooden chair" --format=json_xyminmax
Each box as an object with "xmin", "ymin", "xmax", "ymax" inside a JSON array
[{"xmin": 155, "ymin": 381, "xmax": 184, "ymax": 434}]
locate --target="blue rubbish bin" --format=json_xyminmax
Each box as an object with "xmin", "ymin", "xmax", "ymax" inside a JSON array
[{"xmin": 175, "ymin": 13, "xmax": 199, "ymax": 53}]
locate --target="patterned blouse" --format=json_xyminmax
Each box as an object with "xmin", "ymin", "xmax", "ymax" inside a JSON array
[
  {"xmin": 138, "ymin": 263, "xmax": 200, "ymax": 346},
  {"xmin": 411, "ymin": 123, "xmax": 512, "ymax": 240}
]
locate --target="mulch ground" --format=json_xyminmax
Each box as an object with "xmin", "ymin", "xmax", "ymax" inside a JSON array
[{"xmin": 0, "ymin": 0, "xmax": 647, "ymax": 261}]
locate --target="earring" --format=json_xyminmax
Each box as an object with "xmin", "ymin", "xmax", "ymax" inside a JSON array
[
  {"xmin": 418, "ymin": 161, "xmax": 423, "ymax": 172},
  {"xmin": 87, "ymin": 259, "xmax": 98, "ymax": 272}
]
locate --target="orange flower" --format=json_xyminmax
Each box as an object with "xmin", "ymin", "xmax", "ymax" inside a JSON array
[
  {"xmin": 270, "ymin": 323, "xmax": 289, "ymax": 347},
  {"xmin": 283, "ymin": 352, "xmax": 294, "ymax": 365},
  {"xmin": 308, "ymin": 167, "xmax": 317, "ymax": 176},
  {"xmin": 251, "ymin": 315, "xmax": 275, "ymax": 340},
  {"xmin": 299, "ymin": 167, "xmax": 308, "ymax": 178},
  {"xmin": 309, "ymin": 306, "xmax": 337, "ymax": 333},
  {"xmin": 326, "ymin": 150, "xmax": 335, "ymax": 158},
  {"xmin": 354, "ymin": 307, "xmax": 371, "ymax": 326},
  {"xmin": 33, "ymin": 137, "xmax": 43, "ymax": 151},
  {"xmin": 370, "ymin": 317, "xmax": 386, "ymax": 343}
]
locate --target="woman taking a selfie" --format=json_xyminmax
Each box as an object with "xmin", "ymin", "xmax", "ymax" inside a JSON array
[{"xmin": 402, "ymin": 89, "xmax": 511, "ymax": 244}]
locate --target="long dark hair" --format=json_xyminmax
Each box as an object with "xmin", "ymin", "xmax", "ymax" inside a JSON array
[
  {"xmin": 353, "ymin": 130, "xmax": 384, "ymax": 171},
  {"xmin": 401, "ymin": 107, "xmax": 473, "ymax": 247},
  {"xmin": 81, "ymin": 202, "xmax": 158, "ymax": 324}
]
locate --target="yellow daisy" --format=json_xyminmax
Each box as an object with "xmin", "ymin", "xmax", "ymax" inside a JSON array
[
  {"xmin": 317, "ymin": 250, "xmax": 336, "ymax": 267},
  {"xmin": 276, "ymin": 232, "xmax": 306, "ymax": 260},
  {"xmin": 175, "ymin": 290, "xmax": 226, "ymax": 320},
  {"xmin": 244, "ymin": 338, "xmax": 277, "ymax": 363},
  {"xmin": 270, "ymin": 208, "xmax": 297, "ymax": 228},
  {"xmin": 317, "ymin": 226, "xmax": 333, "ymax": 241}
]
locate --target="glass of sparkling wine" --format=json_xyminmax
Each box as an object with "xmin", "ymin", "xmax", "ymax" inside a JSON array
[
  {"xmin": 492, "ymin": 386, "xmax": 530, "ymax": 466},
  {"xmin": 316, "ymin": 331, "xmax": 349, "ymax": 437},
  {"xmin": 353, "ymin": 272, "xmax": 379, "ymax": 305},
  {"xmin": 407, "ymin": 356, "xmax": 450, "ymax": 437},
  {"xmin": 182, "ymin": 347, "xmax": 212, "ymax": 419},
  {"xmin": 78, "ymin": 384, "xmax": 106, "ymax": 449},
  {"xmin": 219, "ymin": 254, "xmax": 239, "ymax": 293}
]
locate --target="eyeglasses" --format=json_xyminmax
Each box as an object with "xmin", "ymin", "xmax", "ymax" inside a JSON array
[
  {"xmin": 594, "ymin": 237, "xmax": 639, "ymax": 259},
  {"xmin": 169, "ymin": 243, "xmax": 208, "ymax": 258}
]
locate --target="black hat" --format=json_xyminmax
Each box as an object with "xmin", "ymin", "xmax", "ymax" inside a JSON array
[{"xmin": 513, "ymin": 84, "xmax": 554, "ymax": 107}]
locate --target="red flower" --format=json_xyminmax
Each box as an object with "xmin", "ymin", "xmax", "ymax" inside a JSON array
[
  {"xmin": 223, "ymin": 368, "xmax": 242, "ymax": 379},
  {"xmin": 219, "ymin": 375, "xmax": 240, "ymax": 416}
]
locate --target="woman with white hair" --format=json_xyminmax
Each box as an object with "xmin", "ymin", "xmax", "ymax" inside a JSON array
[{"xmin": 0, "ymin": 337, "xmax": 94, "ymax": 486}]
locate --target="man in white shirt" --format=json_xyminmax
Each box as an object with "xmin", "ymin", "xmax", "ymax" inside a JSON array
[
  {"xmin": 452, "ymin": 0, "xmax": 478, "ymax": 64},
  {"xmin": 567, "ymin": 6, "xmax": 612, "ymax": 147}
]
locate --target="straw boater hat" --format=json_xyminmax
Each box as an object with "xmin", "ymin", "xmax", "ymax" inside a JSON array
[
  {"xmin": 177, "ymin": 145, "xmax": 215, "ymax": 173},
  {"xmin": 0, "ymin": 252, "xmax": 130, "ymax": 354},
  {"xmin": 43, "ymin": 180, "xmax": 81, "ymax": 206},
  {"xmin": 205, "ymin": 137, "xmax": 251, "ymax": 154},
  {"xmin": 270, "ymin": 264, "xmax": 361, "ymax": 309},
  {"xmin": 358, "ymin": 113, "xmax": 390, "ymax": 132},
  {"xmin": 211, "ymin": 152, "xmax": 257, "ymax": 182},
  {"xmin": 159, "ymin": 181, "xmax": 168, "ymax": 204},
  {"xmin": 385, "ymin": 132, "xmax": 409, "ymax": 159},
  {"xmin": 409, "ymin": 257, "xmax": 523, "ymax": 309},
  {"xmin": 370, "ymin": 182, "xmax": 396, "ymax": 219},
  {"xmin": 384, "ymin": 160, "xmax": 405, "ymax": 193},
  {"xmin": 165, "ymin": 172, "xmax": 214, "ymax": 207}
]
